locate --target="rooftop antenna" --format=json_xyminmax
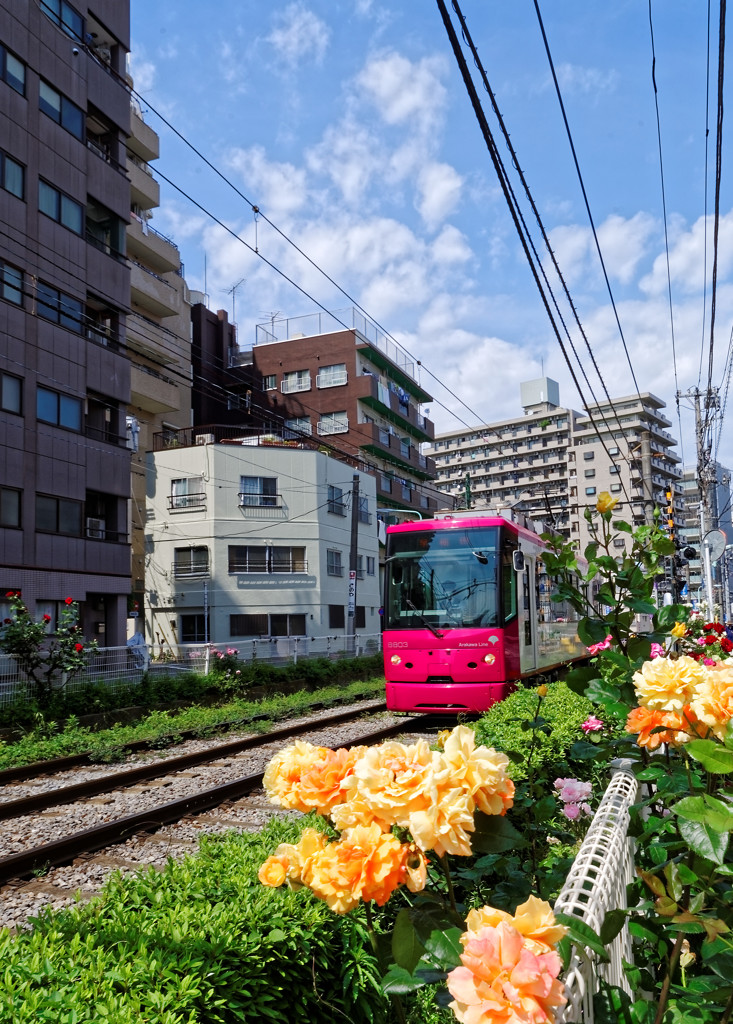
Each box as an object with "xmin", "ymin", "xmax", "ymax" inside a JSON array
[
  {"xmin": 227, "ymin": 277, "xmax": 246, "ymax": 323},
  {"xmin": 258, "ymin": 311, "xmax": 282, "ymax": 339}
]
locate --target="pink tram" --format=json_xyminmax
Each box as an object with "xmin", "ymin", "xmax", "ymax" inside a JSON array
[{"xmin": 383, "ymin": 511, "xmax": 587, "ymax": 714}]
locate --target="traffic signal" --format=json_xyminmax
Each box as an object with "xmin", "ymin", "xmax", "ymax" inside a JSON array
[{"xmin": 666, "ymin": 490, "xmax": 674, "ymax": 540}]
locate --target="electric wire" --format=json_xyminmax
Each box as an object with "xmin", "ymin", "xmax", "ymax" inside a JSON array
[
  {"xmin": 698, "ymin": 0, "xmax": 713, "ymax": 388},
  {"xmin": 531, "ymin": 0, "xmax": 643, "ymax": 401}
]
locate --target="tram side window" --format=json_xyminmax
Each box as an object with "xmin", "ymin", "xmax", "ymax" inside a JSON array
[{"xmin": 501, "ymin": 542, "xmax": 517, "ymax": 623}]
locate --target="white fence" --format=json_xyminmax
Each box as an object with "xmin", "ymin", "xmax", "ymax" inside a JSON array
[
  {"xmin": 556, "ymin": 762, "xmax": 639, "ymax": 1022},
  {"xmin": 0, "ymin": 634, "xmax": 384, "ymax": 709}
]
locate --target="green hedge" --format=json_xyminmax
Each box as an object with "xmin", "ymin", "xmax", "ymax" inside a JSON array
[
  {"xmin": 0, "ymin": 817, "xmax": 386, "ymax": 1024},
  {"xmin": 473, "ymin": 680, "xmax": 595, "ymax": 779}
]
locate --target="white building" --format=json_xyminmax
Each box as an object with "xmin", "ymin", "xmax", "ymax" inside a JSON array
[{"xmin": 145, "ymin": 435, "xmax": 381, "ymax": 647}]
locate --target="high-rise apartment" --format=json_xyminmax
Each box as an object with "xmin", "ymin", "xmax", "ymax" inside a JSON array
[{"xmin": 0, "ymin": 0, "xmax": 131, "ymax": 643}]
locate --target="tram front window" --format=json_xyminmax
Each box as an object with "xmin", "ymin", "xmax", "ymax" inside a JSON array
[{"xmin": 385, "ymin": 527, "xmax": 500, "ymax": 630}]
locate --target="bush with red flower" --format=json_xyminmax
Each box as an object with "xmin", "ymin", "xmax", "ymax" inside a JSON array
[
  {"xmin": 676, "ymin": 614, "xmax": 733, "ymax": 662},
  {"xmin": 0, "ymin": 592, "xmax": 97, "ymax": 707}
]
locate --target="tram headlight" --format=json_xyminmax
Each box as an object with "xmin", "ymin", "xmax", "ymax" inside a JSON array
[
  {"xmin": 483, "ymin": 653, "xmax": 496, "ymax": 665},
  {"xmin": 390, "ymin": 654, "xmax": 402, "ymax": 665}
]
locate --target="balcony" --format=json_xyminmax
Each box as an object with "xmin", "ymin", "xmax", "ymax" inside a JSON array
[
  {"xmin": 355, "ymin": 374, "xmax": 434, "ymax": 441},
  {"xmin": 167, "ymin": 492, "xmax": 206, "ymax": 512},
  {"xmin": 131, "ymin": 361, "xmax": 180, "ymax": 414},
  {"xmin": 128, "ymin": 155, "xmax": 160, "ymax": 210},
  {"xmin": 127, "ymin": 215, "xmax": 180, "ymax": 274},
  {"xmin": 360, "ymin": 422, "xmax": 436, "ymax": 480},
  {"xmin": 281, "ymin": 375, "xmax": 311, "ymax": 394},
  {"xmin": 129, "ymin": 108, "xmax": 159, "ymax": 163},
  {"xmin": 172, "ymin": 560, "xmax": 210, "ymax": 579},
  {"xmin": 317, "ymin": 370, "xmax": 348, "ymax": 388},
  {"xmin": 131, "ymin": 260, "xmax": 180, "ymax": 318}
]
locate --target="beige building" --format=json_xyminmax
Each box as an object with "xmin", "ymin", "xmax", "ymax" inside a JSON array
[
  {"xmin": 426, "ymin": 380, "xmax": 682, "ymax": 551},
  {"xmin": 125, "ymin": 94, "xmax": 191, "ymax": 620}
]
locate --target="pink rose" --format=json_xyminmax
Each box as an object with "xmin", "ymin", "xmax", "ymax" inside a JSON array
[
  {"xmin": 650, "ymin": 643, "xmax": 665, "ymax": 659},
  {"xmin": 580, "ymin": 715, "xmax": 604, "ymax": 733},
  {"xmin": 587, "ymin": 635, "xmax": 612, "ymax": 655}
]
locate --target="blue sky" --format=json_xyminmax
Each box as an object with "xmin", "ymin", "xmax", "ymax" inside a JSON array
[{"xmin": 130, "ymin": 0, "xmax": 733, "ymax": 471}]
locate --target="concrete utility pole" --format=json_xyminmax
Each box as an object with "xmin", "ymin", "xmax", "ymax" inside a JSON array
[
  {"xmin": 679, "ymin": 387, "xmax": 720, "ymax": 616},
  {"xmin": 347, "ymin": 474, "xmax": 360, "ymax": 654},
  {"xmin": 640, "ymin": 429, "xmax": 654, "ymax": 524}
]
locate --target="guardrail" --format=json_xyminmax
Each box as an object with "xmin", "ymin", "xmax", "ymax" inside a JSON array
[
  {"xmin": 556, "ymin": 762, "xmax": 639, "ymax": 1022},
  {"xmin": 0, "ymin": 635, "xmax": 384, "ymax": 708}
]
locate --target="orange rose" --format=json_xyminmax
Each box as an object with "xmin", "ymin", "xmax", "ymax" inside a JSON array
[
  {"xmin": 305, "ymin": 823, "xmax": 408, "ymax": 913},
  {"xmin": 263, "ymin": 741, "xmax": 330, "ymax": 810},
  {"xmin": 465, "ymin": 896, "xmax": 567, "ymax": 956},
  {"xmin": 691, "ymin": 662, "xmax": 733, "ymax": 740},
  {"xmin": 295, "ymin": 745, "xmax": 367, "ymax": 815},
  {"xmin": 625, "ymin": 706, "xmax": 694, "ymax": 749}
]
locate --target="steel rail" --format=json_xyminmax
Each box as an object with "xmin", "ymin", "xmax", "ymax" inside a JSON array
[
  {"xmin": 0, "ymin": 701, "xmax": 389, "ymax": 820},
  {"xmin": 0, "ymin": 714, "xmax": 431, "ymax": 885}
]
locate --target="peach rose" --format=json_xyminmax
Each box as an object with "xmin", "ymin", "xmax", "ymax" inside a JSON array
[
  {"xmin": 632, "ymin": 656, "xmax": 705, "ymax": 711},
  {"xmin": 335, "ymin": 739, "xmax": 434, "ymax": 831},
  {"xmin": 408, "ymin": 783, "xmax": 476, "ymax": 858},
  {"xmin": 263, "ymin": 741, "xmax": 331, "ymax": 810},
  {"xmin": 305, "ymin": 823, "xmax": 409, "ymax": 913},
  {"xmin": 258, "ymin": 854, "xmax": 288, "ymax": 888},
  {"xmin": 447, "ymin": 920, "xmax": 566, "ymax": 1024},
  {"xmin": 295, "ymin": 745, "xmax": 367, "ymax": 815},
  {"xmin": 465, "ymin": 896, "xmax": 567, "ymax": 956}
]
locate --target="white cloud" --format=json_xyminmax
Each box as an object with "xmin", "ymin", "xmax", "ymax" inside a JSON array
[
  {"xmin": 640, "ymin": 211, "xmax": 733, "ymax": 296},
  {"xmin": 431, "ymin": 225, "xmax": 472, "ymax": 266},
  {"xmin": 226, "ymin": 145, "xmax": 308, "ymax": 217},
  {"xmin": 416, "ymin": 162, "xmax": 464, "ymax": 230},
  {"xmin": 355, "ymin": 51, "xmax": 447, "ymax": 135},
  {"xmin": 548, "ymin": 213, "xmax": 656, "ymax": 288},
  {"xmin": 555, "ymin": 63, "xmax": 618, "ymax": 97},
  {"xmin": 129, "ymin": 51, "xmax": 156, "ymax": 92},
  {"xmin": 267, "ymin": 3, "xmax": 330, "ymax": 68},
  {"xmin": 306, "ymin": 118, "xmax": 382, "ymax": 204}
]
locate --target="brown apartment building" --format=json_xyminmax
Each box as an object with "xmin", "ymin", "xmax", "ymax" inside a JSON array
[
  {"xmin": 191, "ymin": 306, "xmax": 444, "ymax": 518},
  {"xmin": 0, "ymin": 0, "xmax": 131, "ymax": 643}
]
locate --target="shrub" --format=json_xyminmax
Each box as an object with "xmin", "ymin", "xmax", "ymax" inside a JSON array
[
  {"xmin": 473, "ymin": 680, "xmax": 595, "ymax": 779},
  {"xmin": 0, "ymin": 817, "xmax": 386, "ymax": 1023}
]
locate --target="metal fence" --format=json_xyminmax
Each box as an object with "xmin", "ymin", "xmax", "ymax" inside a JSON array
[
  {"xmin": 0, "ymin": 634, "xmax": 384, "ymax": 709},
  {"xmin": 556, "ymin": 762, "xmax": 639, "ymax": 1022}
]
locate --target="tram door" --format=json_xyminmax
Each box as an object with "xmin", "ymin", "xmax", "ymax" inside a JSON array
[{"xmin": 519, "ymin": 553, "xmax": 539, "ymax": 674}]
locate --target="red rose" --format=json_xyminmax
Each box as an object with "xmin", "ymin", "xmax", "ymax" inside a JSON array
[
  {"xmin": 74, "ymin": 642, "xmax": 83, "ymax": 652},
  {"xmin": 715, "ymin": 623, "xmax": 726, "ymax": 634},
  {"xmin": 43, "ymin": 614, "xmax": 51, "ymax": 622},
  {"xmin": 64, "ymin": 597, "xmax": 73, "ymax": 605},
  {"xmin": 705, "ymin": 635, "xmax": 718, "ymax": 645},
  {"xmin": 5, "ymin": 591, "xmax": 14, "ymax": 598},
  {"xmin": 722, "ymin": 638, "xmax": 733, "ymax": 653},
  {"xmin": 3, "ymin": 618, "xmax": 10, "ymax": 624}
]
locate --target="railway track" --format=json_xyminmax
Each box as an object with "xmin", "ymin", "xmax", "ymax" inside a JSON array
[{"xmin": 0, "ymin": 702, "xmax": 436, "ymax": 931}]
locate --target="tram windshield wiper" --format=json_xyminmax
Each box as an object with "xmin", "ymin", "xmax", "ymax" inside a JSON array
[{"xmin": 405, "ymin": 598, "xmax": 444, "ymax": 638}]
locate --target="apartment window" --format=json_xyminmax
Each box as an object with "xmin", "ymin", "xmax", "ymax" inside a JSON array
[
  {"xmin": 1, "ymin": 372, "xmax": 21, "ymax": 414},
  {"xmin": 583, "ymin": 450, "xmax": 595, "ymax": 461},
  {"xmin": 366, "ymin": 556, "xmax": 375, "ymax": 576},
  {"xmin": 327, "ymin": 549, "xmax": 343, "ymax": 576},
  {"xmin": 356, "ymin": 555, "xmax": 365, "ymax": 580},
  {"xmin": 37, "ymin": 386, "xmax": 82, "ymax": 431},
  {"xmin": 317, "ymin": 362, "xmax": 347, "ymax": 388},
  {"xmin": 355, "ymin": 606, "xmax": 366, "ymax": 629},
  {"xmin": 329, "ymin": 605, "xmax": 345, "ymax": 629},
  {"xmin": 40, "ymin": 0, "xmax": 84, "ymax": 41},
  {"xmin": 380, "ymin": 473, "xmax": 392, "ymax": 494},
  {"xmin": 608, "ymin": 446, "xmax": 620, "ymax": 456},
  {"xmin": 86, "ymin": 197, "xmax": 125, "ymax": 256},
  {"xmin": 239, "ymin": 475, "xmax": 278, "ymax": 507},
  {"xmin": 610, "ymin": 483, "xmax": 623, "ymax": 493},
  {"xmin": 0, "ymin": 260, "xmax": 22, "ymax": 305},
  {"xmin": 36, "ymin": 494, "xmax": 82, "ymax": 536},
  {"xmin": 230, "ymin": 613, "xmax": 306, "ymax": 637},
  {"xmin": 585, "ymin": 487, "xmax": 597, "ymax": 496},
  {"xmin": 318, "ymin": 411, "xmax": 348, "ymax": 436},
  {"xmin": 0, "ymin": 43, "xmax": 25, "ymax": 95},
  {"xmin": 584, "ymin": 469, "xmax": 595, "ymax": 479},
  {"xmin": 609, "ymin": 465, "xmax": 620, "ymax": 474},
  {"xmin": 284, "ymin": 416, "xmax": 310, "ymax": 436},
  {"xmin": 228, "ymin": 545, "xmax": 306, "ymax": 573},
  {"xmin": 0, "ymin": 487, "xmax": 20, "ymax": 528},
  {"xmin": 39, "ymin": 180, "xmax": 83, "ymax": 234},
  {"xmin": 37, "ymin": 282, "xmax": 84, "ymax": 333},
  {"xmin": 262, "ymin": 374, "xmax": 277, "ymax": 391},
  {"xmin": 180, "ymin": 614, "xmax": 208, "ymax": 643},
  {"xmin": 1, "ymin": 151, "xmax": 24, "ymax": 199},
  {"xmin": 173, "ymin": 547, "xmax": 209, "ymax": 578},
  {"xmin": 328, "ymin": 485, "xmax": 346, "ymax": 516},
  {"xmin": 358, "ymin": 495, "xmax": 371, "ymax": 524},
  {"xmin": 281, "ymin": 368, "xmax": 311, "ymax": 394},
  {"xmin": 39, "ymin": 80, "xmax": 83, "ymax": 140},
  {"xmin": 169, "ymin": 477, "xmax": 205, "ymax": 510}
]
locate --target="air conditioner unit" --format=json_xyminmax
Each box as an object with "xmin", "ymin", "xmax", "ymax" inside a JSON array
[
  {"xmin": 196, "ymin": 433, "xmax": 215, "ymax": 445},
  {"xmin": 86, "ymin": 517, "xmax": 106, "ymax": 539}
]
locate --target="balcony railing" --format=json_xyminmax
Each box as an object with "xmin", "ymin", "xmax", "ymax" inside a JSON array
[
  {"xmin": 238, "ymin": 492, "xmax": 283, "ymax": 508},
  {"xmin": 168, "ymin": 493, "xmax": 206, "ymax": 511},
  {"xmin": 172, "ymin": 561, "xmax": 210, "ymax": 579},
  {"xmin": 328, "ymin": 500, "xmax": 347, "ymax": 516},
  {"xmin": 317, "ymin": 418, "xmax": 349, "ymax": 436},
  {"xmin": 316, "ymin": 370, "xmax": 348, "ymax": 388},
  {"xmin": 281, "ymin": 376, "xmax": 311, "ymax": 394},
  {"xmin": 229, "ymin": 558, "xmax": 308, "ymax": 573}
]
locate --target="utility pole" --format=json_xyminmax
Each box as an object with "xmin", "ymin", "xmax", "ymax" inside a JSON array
[{"xmin": 347, "ymin": 474, "xmax": 360, "ymax": 654}]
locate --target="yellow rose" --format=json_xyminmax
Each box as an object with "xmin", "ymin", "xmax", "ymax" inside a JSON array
[
  {"xmin": 305, "ymin": 823, "xmax": 407, "ymax": 913},
  {"xmin": 633, "ymin": 655, "xmax": 705, "ymax": 711},
  {"xmin": 690, "ymin": 662, "xmax": 733, "ymax": 740},
  {"xmin": 408, "ymin": 783, "xmax": 476, "ymax": 857},
  {"xmin": 596, "ymin": 491, "xmax": 619, "ymax": 514},
  {"xmin": 263, "ymin": 741, "xmax": 330, "ymax": 810},
  {"xmin": 335, "ymin": 739, "xmax": 433, "ymax": 831},
  {"xmin": 536, "ymin": 684, "xmax": 549, "ymax": 697},
  {"xmin": 438, "ymin": 726, "xmax": 515, "ymax": 817},
  {"xmin": 258, "ymin": 854, "xmax": 288, "ymax": 887},
  {"xmin": 671, "ymin": 621, "xmax": 687, "ymax": 639}
]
